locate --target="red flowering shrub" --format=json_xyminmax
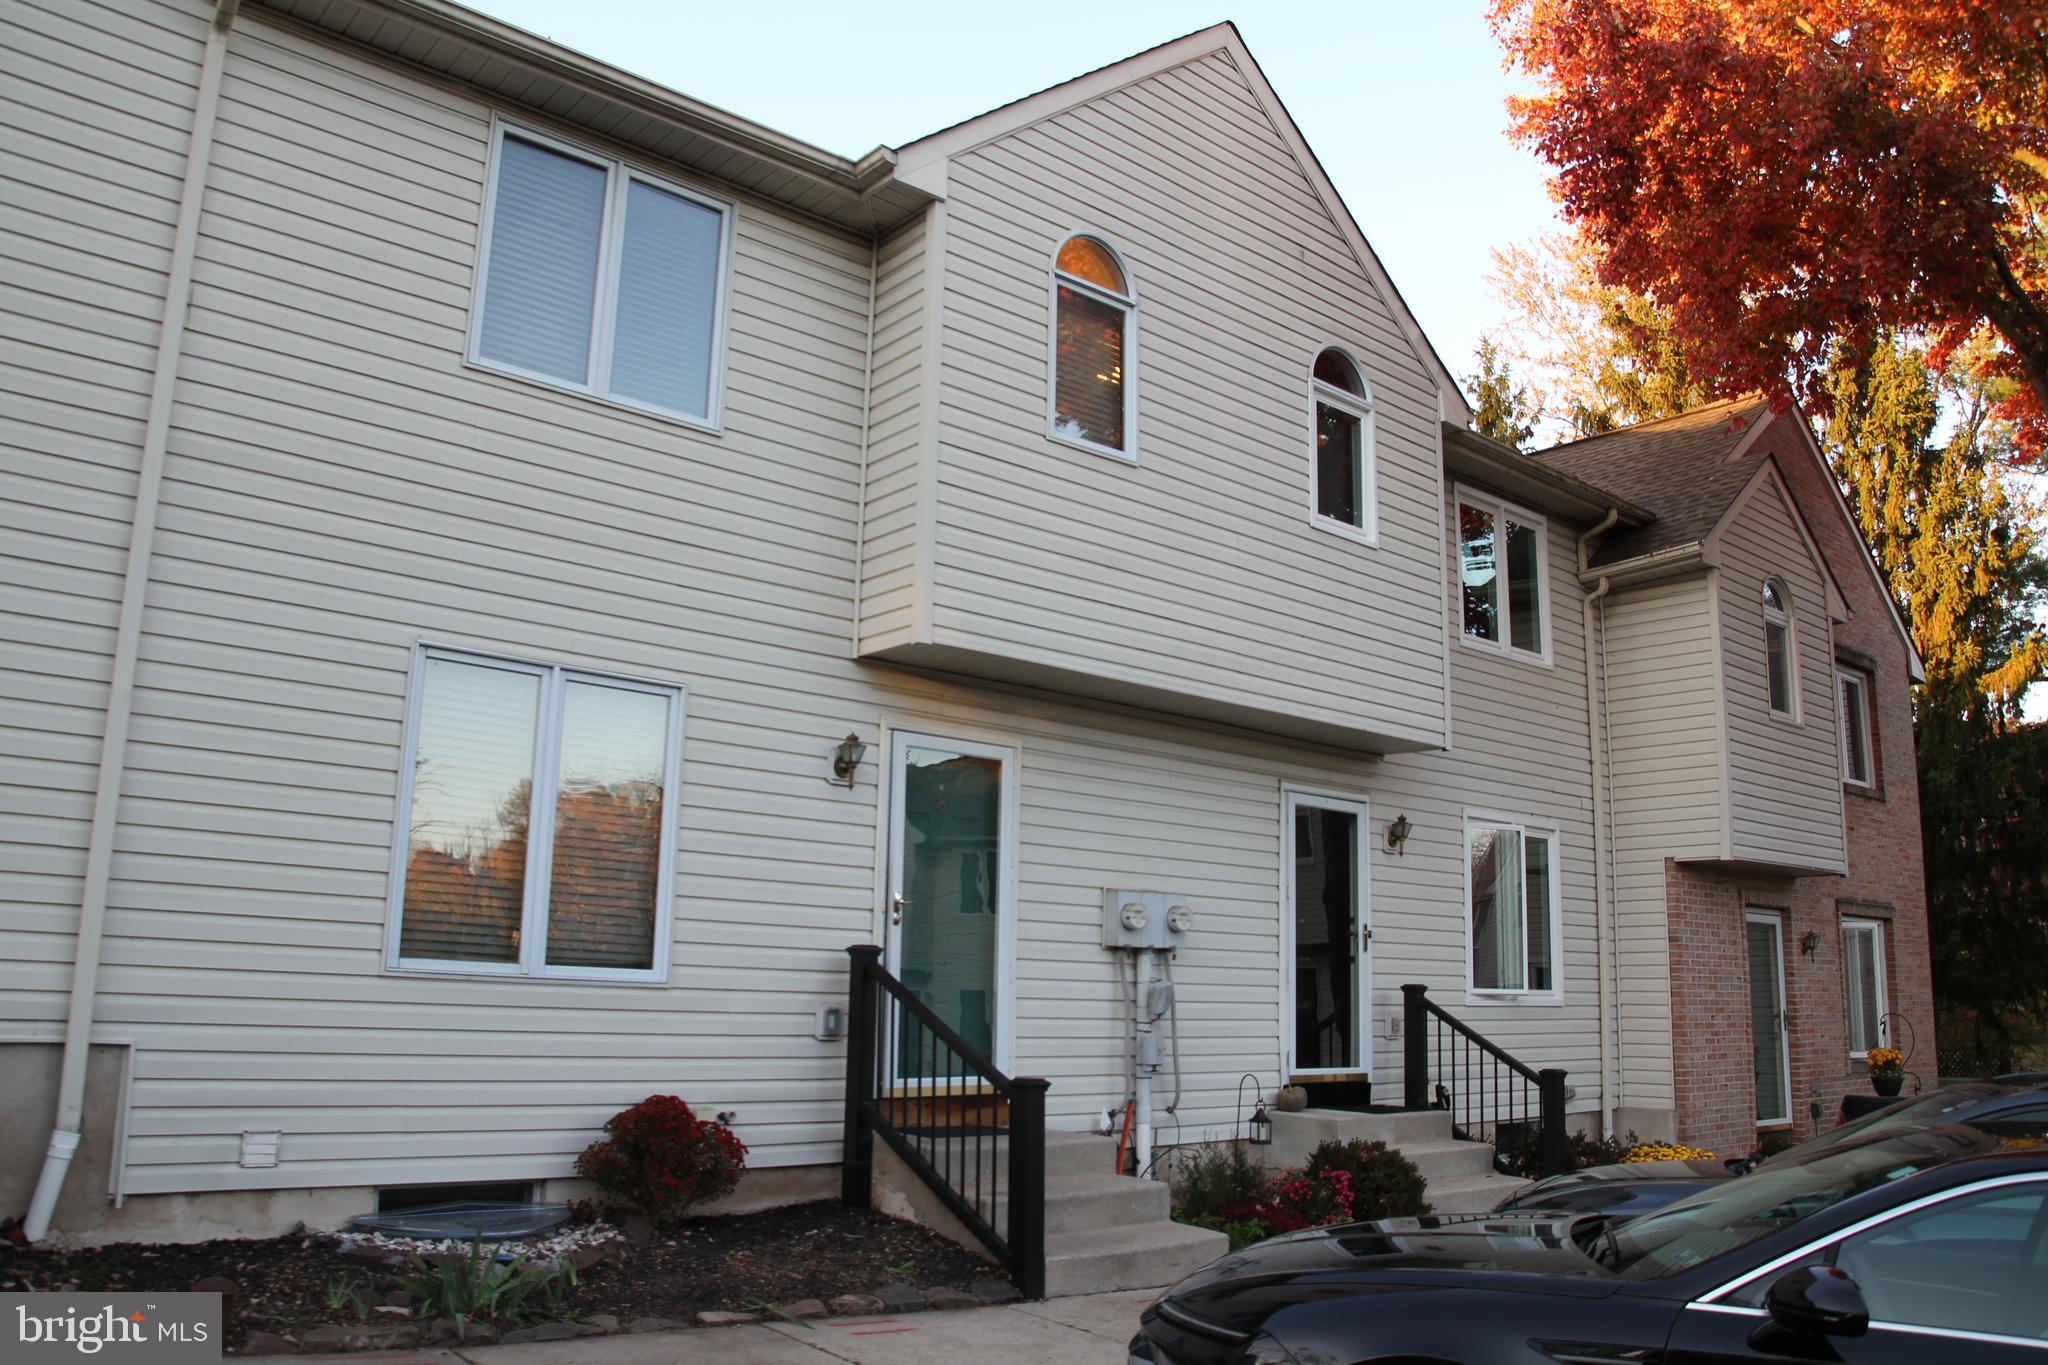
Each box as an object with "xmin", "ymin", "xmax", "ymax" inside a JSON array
[{"xmin": 574, "ymin": 1095, "xmax": 746, "ymax": 1226}]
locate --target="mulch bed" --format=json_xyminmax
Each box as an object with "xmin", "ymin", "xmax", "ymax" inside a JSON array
[{"xmin": 2, "ymin": 1202, "xmax": 997, "ymax": 1354}]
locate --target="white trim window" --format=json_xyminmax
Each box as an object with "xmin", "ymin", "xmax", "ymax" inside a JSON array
[
  {"xmin": 1048, "ymin": 234, "xmax": 1137, "ymax": 459},
  {"xmin": 470, "ymin": 121, "xmax": 733, "ymax": 427},
  {"xmin": 388, "ymin": 645, "xmax": 684, "ymax": 982},
  {"xmin": 1457, "ymin": 490, "xmax": 1549, "ymax": 662},
  {"xmin": 1838, "ymin": 667, "xmax": 1874, "ymax": 787},
  {"xmin": 1466, "ymin": 815, "xmax": 1560, "ymax": 997},
  {"xmin": 1763, "ymin": 577, "xmax": 1799, "ymax": 718},
  {"xmin": 1843, "ymin": 917, "xmax": 1889, "ymax": 1058},
  {"xmin": 1308, "ymin": 348, "xmax": 1377, "ymax": 543}
]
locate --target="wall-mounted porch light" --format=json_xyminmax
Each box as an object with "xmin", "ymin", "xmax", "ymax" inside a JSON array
[
  {"xmin": 831, "ymin": 733, "xmax": 867, "ymax": 787},
  {"xmin": 1385, "ymin": 814, "xmax": 1413, "ymax": 855},
  {"xmin": 1799, "ymin": 930, "xmax": 1819, "ymax": 958}
]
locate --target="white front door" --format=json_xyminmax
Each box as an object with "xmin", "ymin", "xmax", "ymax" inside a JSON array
[
  {"xmin": 884, "ymin": 731, "xmax": 1018, "ymax": 1080},
  {"xmin": 1282, "ymin": 789, "xmax": 1372, "ymax": 1079}
]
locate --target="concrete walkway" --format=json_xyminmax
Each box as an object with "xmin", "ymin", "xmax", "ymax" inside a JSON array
[{"xmin": 297, "ymin": 1290, "xmax": 1153, "ymax": 1364}]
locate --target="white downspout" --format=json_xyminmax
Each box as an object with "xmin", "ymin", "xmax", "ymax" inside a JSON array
[
  {"xmin": 24, "ymin": 0, "xmax": 240, "ymax": 1245},
  {"xmin": 1578, "ymin": 509, "xmax": 1619, "ymax": 1141}
]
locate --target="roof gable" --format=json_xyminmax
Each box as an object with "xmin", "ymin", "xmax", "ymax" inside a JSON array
[
  {"xmin": 1712, "ymin": 459, "xmax": 1850, "ymax": 622},
  {"xmin": 894, "ymin": 23, "xmax": 1470, "ymax": 425}
]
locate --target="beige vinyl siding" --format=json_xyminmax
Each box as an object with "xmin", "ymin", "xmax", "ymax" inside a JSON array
[
  {"xmin": 857, "ymin": 212, "xmax": 929, "ymax": 654},
  {"xmin": 1374, "ymin": 492, "xmax": 1604, "ymax": 1105},
  {"xmin": 1717, "ymin": 480, "xmax": 1845, "ymax": 872},
  {"xmin": 6, "ymin": 5, "xmax": 1615, "ymax": 1205},
  {"xmin": 0, "ymin": 0, "xmax": 209, "ymax": 1026},
  {"xmin": 901, "ymin": 51, "xmax": 1446, "ymax": 751},
  {"xmin": 1602, "ymin": 575, "xmax": 1727, "ymax": 1110}
]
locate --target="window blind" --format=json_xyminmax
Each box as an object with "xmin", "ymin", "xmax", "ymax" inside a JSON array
[
  {"xmin": 477, "ymin": 136, "xmax": 606, "ymax": 384},
  {"xmin": 610, "ymin": 178, "xmax": 721, "ymax": 419}
]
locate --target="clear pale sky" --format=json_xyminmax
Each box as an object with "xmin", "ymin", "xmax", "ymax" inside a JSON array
[{"xmin": 462, "ymin": 0, "xmax": 1563, "ymax": 384}]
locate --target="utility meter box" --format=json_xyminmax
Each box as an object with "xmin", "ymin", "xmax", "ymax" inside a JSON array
[{"xmin": 1101, "ymin": 889, "xmax": 1194, "ymax": 951}]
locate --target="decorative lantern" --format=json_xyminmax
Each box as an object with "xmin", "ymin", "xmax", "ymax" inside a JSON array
[{"xmin": 1248, "ymin": 1101, "xmax": 1273, "ymax": 1146}]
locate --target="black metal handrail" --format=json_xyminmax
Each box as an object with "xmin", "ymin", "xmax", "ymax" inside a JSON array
[
  {"xmin": 1401, "ymin": 982, "xmax": 1569, "ymax": 1178},
  {"xmin": 840, "ymin": 945, "xmax": 1047, "ymax": 1299}
]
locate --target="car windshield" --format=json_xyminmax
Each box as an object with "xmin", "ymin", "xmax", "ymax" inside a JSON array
[
  {"xmin": 1606, "ymin": 1120, "xmax": 2040, "ymax": 1280},
  {"xmin": 1753, "ymin": 1083, "xmax": 2014, "ymax": 1171}
]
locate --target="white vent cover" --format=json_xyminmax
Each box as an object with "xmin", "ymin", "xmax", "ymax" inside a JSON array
[{"xmin": 240, "ymin": 1130, "xmax": 281, "ymax": 1169}]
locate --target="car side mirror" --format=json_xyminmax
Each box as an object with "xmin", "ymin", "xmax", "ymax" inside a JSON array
[{"xmin": 1764, "ymin": 1265, "xmax": 1870, "ymax": 1339}]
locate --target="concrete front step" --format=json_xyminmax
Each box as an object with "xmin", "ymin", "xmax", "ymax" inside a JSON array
[
  {"xmin": 1265, "ymin": 1106, "xmax": 1456, "ymax": 1165},
  {"xmin": 907, "ymin": 1127, "xmax": 1121, "ymax": 1181},
  {"xmin": 1043, "ymin": 1218, "xmax": 1228, "ymax": 1299},
  {"xmin": 1423, "ymin": 1170, "xmax": 1531, "ymax": 1214}
]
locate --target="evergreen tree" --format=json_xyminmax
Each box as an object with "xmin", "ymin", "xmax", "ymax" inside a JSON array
[
  {"xmin": 1822, "ymin": 332, "xmax": 2048, "ymax": 1067},
  {"xmin": 1467, "ymin": 336, "xmax": 1539, "ymax": 451}
]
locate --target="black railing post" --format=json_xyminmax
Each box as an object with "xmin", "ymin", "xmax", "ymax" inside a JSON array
[
  {"xmin": 842, "ymin": 945, "xmax": 883, "ymax": 1208},
  {"xmin": 1402, "ymin": 984, "xmax": 1429, "ymax": 1110},
  {"xmin": 1538, "ymin": 1069, "xmax": 1570, "ymax": 1177},
  {"xmin": 1008, "ymin": 1076, "xmax": 1050, "ymax": 1301}
]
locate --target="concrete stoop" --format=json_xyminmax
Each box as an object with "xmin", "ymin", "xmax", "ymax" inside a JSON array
[
  {"xmin": 880, "ymin": 1129, "xmax": 1228, "ymax": 1297},
  {"xmin": 881, "ymin": 1112, "xmax": 1518, "ymax": 1300},
  {"xmin": 1266, "ymin": 1107, "xmax": 1531, "ymax": 1215}
]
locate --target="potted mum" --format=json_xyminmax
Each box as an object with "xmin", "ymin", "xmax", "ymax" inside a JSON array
[{"xmin": 1866, "ymin": 1046, "xmax": 1906, "ymax": 1097}]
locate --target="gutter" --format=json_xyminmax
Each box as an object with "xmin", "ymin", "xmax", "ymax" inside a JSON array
[
  {"xmin": 1577, "ymin": 541, "xmax": 1709, "ymax": 592},
  {"xmin": 1577, "ymin": 509, "xmax": 1620, "ymax": 1141},
  {"xmin": 24, "ymin": 0, "xmax": 240, "ymax": 1245},
  {"xmin": 311, "ymin": 0, "xmax": 902, "ymax": 196}
]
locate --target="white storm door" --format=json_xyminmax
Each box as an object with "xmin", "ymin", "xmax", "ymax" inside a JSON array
[
  {"xmin": 884, "ymin": 731, "xmax": 1018, "ymax": 1082},
  {"xmin": 1283, "ymin": 790, "xmax": 1372, "ymax": 1078}
]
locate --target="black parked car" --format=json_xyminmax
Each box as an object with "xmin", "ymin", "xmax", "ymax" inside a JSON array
[
  {"xmin": 1131, "ymin": 1113, "xmax": 2048, "ymax": 1363},
  {"xmin": 1492, "ymin": 1078, "xmax": 2048, "ymax": 1220}
]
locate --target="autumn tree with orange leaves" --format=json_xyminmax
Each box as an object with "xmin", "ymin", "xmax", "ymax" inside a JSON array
[{"xmin": 1491, "ymin": 0, "xmax": 2048, "ymax": 456}]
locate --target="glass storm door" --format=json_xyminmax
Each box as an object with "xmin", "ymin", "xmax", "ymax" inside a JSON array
[
  {"xmin": 1747, "ymin": 912, "xmax": 1791, "ymax": 1126},
  {"xmin": 885, "ymin": 733, "xmax": 1014, "ymax": 1082},
  {"xmin": 1285, "ymin": 791, "xmax": 1371, "ymax": 1077}
]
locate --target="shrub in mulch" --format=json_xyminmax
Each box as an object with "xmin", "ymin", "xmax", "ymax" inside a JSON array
[
  {"xmin": 575, "ymin": 1095, "xmax": 748, "ymax": 1228},
  {"xmin": 1, "ymin": 1201, "xmax": 996, "ymax": 1355},
  {"xmin": 1168, "ymin": 1138, "xmax": 1428, "ymax": 1252}
]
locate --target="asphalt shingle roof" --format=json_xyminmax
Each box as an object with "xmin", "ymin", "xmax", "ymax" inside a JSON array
[{"xmin": 1531, "ymin": 395, "xmax": 1775, "ymax": 567}]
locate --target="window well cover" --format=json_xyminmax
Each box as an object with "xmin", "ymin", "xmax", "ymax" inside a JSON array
[{"xmin": 349, "ymin": 1201, "xmax": 570, "ymax": 1241}]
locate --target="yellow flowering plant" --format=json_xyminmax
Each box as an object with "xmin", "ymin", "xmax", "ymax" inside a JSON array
[
  {"xmin": 1865, "ymin": 1047, "xmax": 1905, "ymax": 1074},
  {"xmin": 1621, "ymin": 1142, "xmax": 1716, "ymax": 1163}
]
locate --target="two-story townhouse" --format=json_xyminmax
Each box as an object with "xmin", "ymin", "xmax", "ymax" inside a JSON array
[
  {"xmin": 1, "ymin": 0, "xmax": 1928, "ymax": 1267},
  {"xmin": 1533, "ymin": 398, "xmax": 1933, "ymax": 1155}
]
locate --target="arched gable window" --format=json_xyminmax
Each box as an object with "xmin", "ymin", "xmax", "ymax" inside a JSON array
[
  {"xmin": 1763, "ymin": 577, "xmax": 1797, "ymax": 717},
  {"xmin": 1309, "ymin": 348, "xmax": 1376, "ymax": 542},
  {"xmin": 1050, "ymin": 235, "xmax": 1135, "ymax": 458}
]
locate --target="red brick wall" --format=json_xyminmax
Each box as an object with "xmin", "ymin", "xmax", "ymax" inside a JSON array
[{"xmin": 1665, "ymin": 413, "xmax": 1935, "ymax": 1156}]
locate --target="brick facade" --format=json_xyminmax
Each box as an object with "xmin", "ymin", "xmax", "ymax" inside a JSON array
[{"xmin": 1665, "ymin": 416, "xmax": 1935, "ymax": 1156}]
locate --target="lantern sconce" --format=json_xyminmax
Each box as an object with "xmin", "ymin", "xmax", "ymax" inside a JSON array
[
  {"xmin": 1799, "ymin": 930, "xmax": 1819, "ymax": 958},
  {"xmin": 1385, "ymin": 814, "xmax": 1413, "ymax": 855},
  {"xmin": 831, "ymin": 733, "xmax": 867, "ymax": 788}
]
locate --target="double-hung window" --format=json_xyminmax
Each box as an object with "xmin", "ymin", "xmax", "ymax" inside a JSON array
[
  {"xmin": 471, "ymin": 122, "xmax": 732, "ymax": 426},
  {"xmin": 1309, "ymin": 348, "xmax": 1377, "ymax": 543},
  {"xmin": 1838, "ymin": 668, "xmax": 1874, "ymax": 787},
  {"xmin": 388, "ymin": 646, "xmax": 684, "ymax": 981},
  {"xmin": 1457, "ymin": 490, "xmax": 1547, "ymax": 661},
  {"xmin": 1049, "ymin": 235, "xmax": 1136, "ymax": 458},
  {"xmin": 1467, "ymin": 816, "xmax": 1559, "ymax": 997},
  {"xmin": 1842, "ymin": 918, "xmax": 1888, "ymax": 1058}
]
